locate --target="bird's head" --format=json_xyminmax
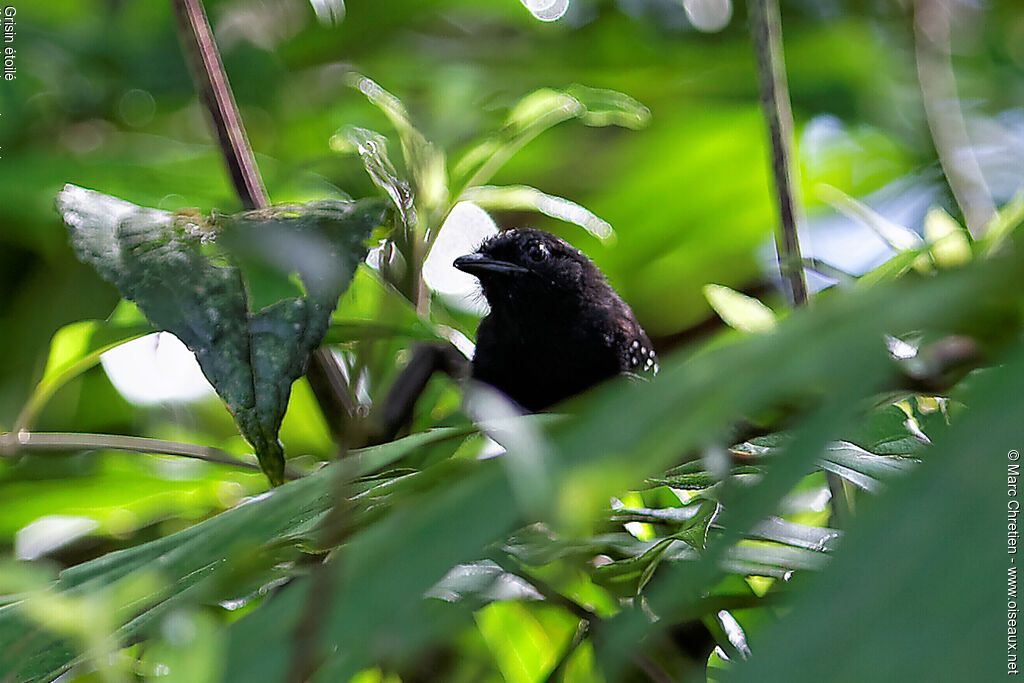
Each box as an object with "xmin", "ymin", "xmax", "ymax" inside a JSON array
[{"xmin": 453, "ymin": 228, "xmax": 604, "ymax": 314}]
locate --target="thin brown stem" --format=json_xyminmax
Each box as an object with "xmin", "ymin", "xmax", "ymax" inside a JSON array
[
  {"xmin": 0, "ymin": 430, "xmax": 301, "ymax": 480},
  {"xmin": 748, "ymin": 0, "xmax": 850, "ymax": 525},
  {"xmin": 169, "ymin": 0, "xmax": 352, "ymax": 444},
  {"xmin": 288, "ymin": 457, "xmax": 357, "ymax": 682},
  {"xmin": 748, "ymin": 0, "xmax": 808, "ymax": 307},
  {"xmin": 170, "ymin": 0, "xmax": 268, "ymax": 210},
  {"xmin": 306, "ymin": 347, "xmax": 358, "ymax": 444}
]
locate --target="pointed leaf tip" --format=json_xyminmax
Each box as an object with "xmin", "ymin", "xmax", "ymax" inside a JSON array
[{"xmin": 57, "ymin": 185, "xmax": 383, "ymax": 484}]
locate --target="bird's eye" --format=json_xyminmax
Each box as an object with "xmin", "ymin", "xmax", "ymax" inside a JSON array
[{"xmin": 526, "ymin": 242, "xmax": 549, "ymax": 263}]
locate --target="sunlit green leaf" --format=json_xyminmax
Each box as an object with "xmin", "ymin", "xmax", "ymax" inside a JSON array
[
  {"xmin": 564, "ymin": 85, "xmax": 651, "ymax": 130},
  {"xmin": 462, "ymin": 185, "xmax": 614, "ymax": 240},
  {"xmin": 703, "ymin": 284, "xmax": 777, "ymax": 334}
]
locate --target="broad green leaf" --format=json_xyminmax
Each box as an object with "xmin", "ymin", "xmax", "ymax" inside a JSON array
[
  {"xmin": 614, "ymin": 505, "xmax": 838, "ymax": 555},
  {"xmin": 15, "ymin": 300, "xmax": 154, "ymax": 431},
  {"xmin": 461, "ymin": 185, "xmax": 614, "ymax": 240},
  {"xmin": 744, "ymin": 517, "xmax": 840, "ymax": 553},
  {"xmin": 0, "ymin": 427, "xmax": 454, "ymax": 682},
  {"xmin": 138, "ymin": 609, "xmax": 225, "ymax": 683},
  {"xmin": 849, "ymin": 403, "xmax": 929, "ymax": 456},
  {"xmin": 728, "ymin": 343, "xmax": 1024, "ymax": 683},
  {"xmin": 736, "ymin": 436, "xmax": 920, "ymax": 492},
  {"xmin": 426, "ymin": 560, "xmax": 543, "ymax": 605},
  {"xmin": 57, "ymin": 185, "xmax": 384, "ymax": 484},
  {"xmin": 669, "ymin": 497, "xmax": 719, "ymax": 554},
  {"xmin": 346, "ymin": 74, "xmax": 449, "ymax": 212},
  {"xmin": 923, "ymin": 207, "xmax": 971, "ymax": 268},
  {"xmin": 818, "ymin": 441, "xmax": 918, "ymax": 493},
  {"xmin": 703, "ymin": 284, "xmax": 777, "ymax": 334},
  {"xmin": 592, "ymin": 537, "xmax": 676, "ymax": 598},
  {"xmin": 475, "ymin": 602, "xmax": 566, "ymax": 683},
  {"xmin": 648, "ymin": 467, "xmax": 760, "ymax": 489},
  {"xmin": 721, "ymin": 543, "xmax": 828, "ymax": 577},
  {"xmin": 0, "ymin": 466, "xmax": 330, "ymax": 682}
]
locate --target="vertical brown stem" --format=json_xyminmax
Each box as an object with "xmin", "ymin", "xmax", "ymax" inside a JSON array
[
  {"xmin": 748, "ymin": 0, "xmax": 808, "ymax": 307},
  {"xmin": 169, "ymin": 0, "xmax": 352, "ymax": 443},
  {"xmin": 170, "ymin": 0, "xmax": 268, "ymax": 210},
  {"xmin": 748, "ymin": 0, "xmax": 849, "ymax": 525}
]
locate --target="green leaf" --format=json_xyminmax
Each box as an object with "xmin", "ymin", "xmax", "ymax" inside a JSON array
[
  {"xmin": 57, "ymin": 185, "xmax": 384, "ymax": 484},
  {"xmin": 745, "ymin": 517, "xmax": 840, "ymax": 553},
  {"xmin": 855, "ymin": 249, "xmax": 923, "ymax": 288},
  {"xmin": 564, "ymin": 84, "xmax": 651, "ymax": 129},
  {"xmin": 330, "ymin": 126, "xmax": 415, "ymax": 229},
  {"xmin": 461, "ymin": 185, "xmax": 614, "ymax": 241},
  {"xmin": 455, "ymin": 86, "xmax": 649, "ymax": 191},
  {"xmin": 475, "ymin": 602, "xmax": 566, "ymax": 683},
  {"xmin": 818, "ymin": 441, "xmax": 918, "ymax": 493},
  {"xmin": 728, "ymin": 343, "xmax": 1024, "ymax": 683},
  {"xmin": 592, "ymin": 537, "xmax": 676, "ymax": 598},
  {"xmin": 703, "ymin": 284, "xmax": 777, "ymax": 334},
  {"xmin": 0, "ymin": 426, "xmax": 451, "ymax": 682},
  {"xmin": 346, "ymin": 74, "xmax": 449, "ymax": 212},
  {"xmin": 505, "ymin": 88, "xmax": 584, "ymax": 133},
  {"xmin": 979, "ymin": 189, "xmax": 1024, "ymax": 257},
  {"xmin": 0, "ymin": 466, "xmax": 329, "ymax": 682},
  {"xmin": 739, "ymin": 434, "xmax": 920, "ymax": 493},
  {"xmin": 15, "ymin": 300, "xmax": 154, "ymax": 431}
]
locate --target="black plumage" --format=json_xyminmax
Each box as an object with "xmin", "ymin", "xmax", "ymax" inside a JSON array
[{"xmin": 454, "ymin": 228, "xmax": 657, "ymax": 411}]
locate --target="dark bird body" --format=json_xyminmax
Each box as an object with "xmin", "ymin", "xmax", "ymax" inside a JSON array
[{"xmin": 454, "ymin": 228, "xmax": 657, "ymax": 411}]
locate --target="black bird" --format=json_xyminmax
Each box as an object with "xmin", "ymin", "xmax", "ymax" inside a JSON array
[{"xmin": 453, "ymin": 228, "xmax": 657, "ymax": 411}]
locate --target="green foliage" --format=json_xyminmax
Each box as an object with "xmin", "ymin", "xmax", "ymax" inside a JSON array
[
  {"xmin": 57, "ymin": 187, "xmax": 383, "ymax": 483},
  {"xmin": 2, "ymin": 2, "xmax": 1023, "ymax": 682}
]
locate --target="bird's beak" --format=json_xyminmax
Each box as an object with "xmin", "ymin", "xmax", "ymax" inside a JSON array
[{"xmin": 454, "ymin": 253, "xmax": 530, "ymax": 276}]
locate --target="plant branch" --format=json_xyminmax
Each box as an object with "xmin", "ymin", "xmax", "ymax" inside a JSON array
[
  {"xmin": 170, "ymin": 0, "xmax": 268, "ymax": 210},
  {"xmin": 747, "ymin": 0, "xmax": 808, "ymax": 308},
  {"xmin": 913, "ymin": 0, "xmax": 996, "ymax": 237},
  {"xmin": 748, "ymin": 0, "xmax": 849, "ymax": 525},
  {"xmin": 0, "ymin": 430, "xmax": 300, "ymax": 479},
  {"xmin": 169, "ymin": 0, "xmax": 353, "ymax": 444},
  {"xmin": 288, "ymin": 457, "xmax": 357, "ymax": 682}
]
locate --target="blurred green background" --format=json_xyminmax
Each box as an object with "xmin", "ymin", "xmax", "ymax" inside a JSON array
[{"xmin": 0, "ymin": 1, "xmax": 1023, "ymax": 678}]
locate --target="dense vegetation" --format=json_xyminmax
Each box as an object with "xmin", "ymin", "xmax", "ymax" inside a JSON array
[{"xmin": 1, "ymin": 1, "xmax": 1022, "ymax": 681}]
